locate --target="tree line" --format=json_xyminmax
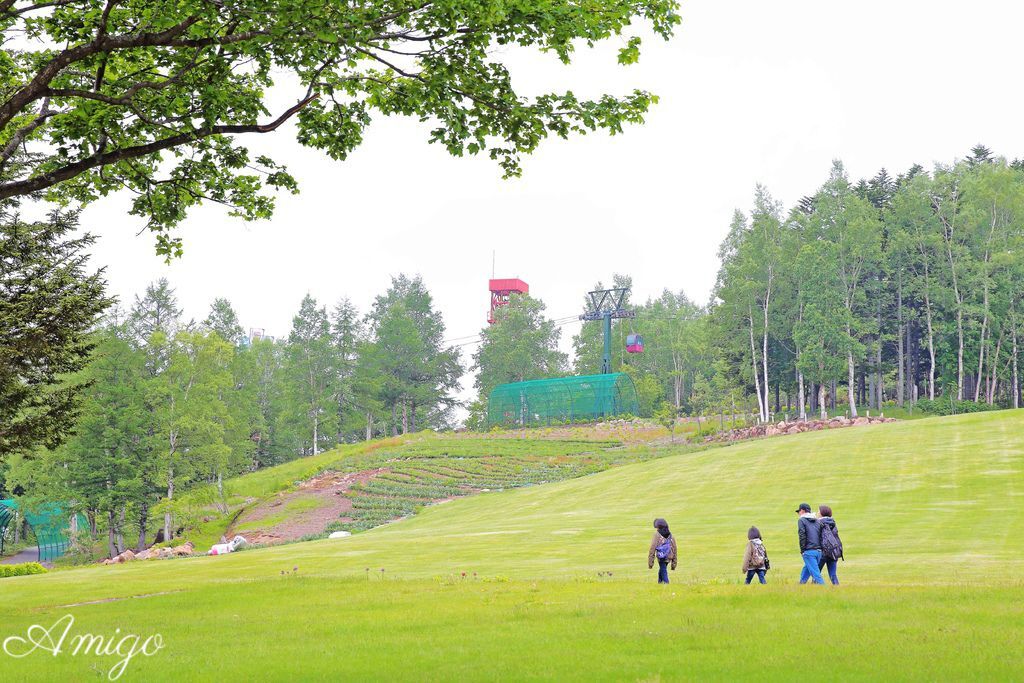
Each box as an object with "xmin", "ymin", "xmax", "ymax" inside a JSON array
[
  {"xmin": 2, "ymin": 274, "xmax": 460, "ymax": 554},
  {"xmin": 470, "ymin": 146, "xmax": 1024, "ymax": 424},
  {"xmin": 714, "ymin": 146, "xmax": 1024, "ymax": 422},
  {"xmin": 3, "ymin": 146, "xmax": 1023, "ymax": 556}
]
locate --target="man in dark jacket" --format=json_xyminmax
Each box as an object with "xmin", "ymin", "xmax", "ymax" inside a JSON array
[{"xmin": 795, "ymin": 503, "xmax": 825, "ymax": 584}]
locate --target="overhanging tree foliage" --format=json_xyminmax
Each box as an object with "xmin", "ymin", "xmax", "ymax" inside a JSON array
[{"xmin": 0, "ymin": 0, "xmax": 679, "ymax": 255}]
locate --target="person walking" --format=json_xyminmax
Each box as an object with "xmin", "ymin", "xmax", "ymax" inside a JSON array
[
  {"xmin": 648, "ymin": 518, "xmax": 677, "ymax": 584},
  {"xmin": 795, "ymin": 503, "xmax": 825, "ymax": 585},
  {"xmin": 817, "ymin": 505, "xmax": 843, "ymax": 585},
  {"xmin": 742, "ymin": 526, "xmax": 769, "ymax": 584}
]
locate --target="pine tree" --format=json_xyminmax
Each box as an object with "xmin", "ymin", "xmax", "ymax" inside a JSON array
[
  {"xmin": 330, "ymin": 297, "xmax": 363, "ymax": 441},
  {"xmin": 0, "ymin": 209, "xmax": 112, "ymax": 462},
  {"xmin": 282, "ymin": 295, "xmax": 336, "ymax": 455},
  {"xmin": 967, "ymin": 144, "xmax": 993, "ymax": 167},
  {"xmin": 204, "ymin": 297, "xmax": 244, "ymax": 345},
  {"xmin": 128, "ymin": 278, "xmax": 182, "ymax": 345},
  {"xmin": 366, "ymin": 275, "xmax": 462, "ymax": 432}
]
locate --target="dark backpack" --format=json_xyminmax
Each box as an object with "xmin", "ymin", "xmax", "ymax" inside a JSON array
[
  {"xmin": 821, "ymin": 523, "xmax": 843, "ymax": 561},
  {"xmin": 656, "ymin": 537, "xmax": 673, "ymax": 560}
]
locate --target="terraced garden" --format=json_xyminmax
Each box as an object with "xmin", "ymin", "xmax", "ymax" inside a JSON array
[
  {"xmin": 331, "ymin": 439, "xmax": 619, "ymax": 532},
  {"xmin": 181, "ymin": 434, "xmax": 670, "ymax": 548}
]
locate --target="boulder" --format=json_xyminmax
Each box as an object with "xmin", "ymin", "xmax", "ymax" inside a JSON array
[
  {"xmin": 329, "ymin": 531, "xmax": 352, "ymax": 539},
  {"xmin": 853, "ymin": 416, "xmax": 870, "ymax": 426},
  {"xmin": 172, "ymin": 542, "xmax": 194, "ymax": 556},
  {"xmin": 147, "ymin": 546, "xmax": 175, "ymax": 559}
]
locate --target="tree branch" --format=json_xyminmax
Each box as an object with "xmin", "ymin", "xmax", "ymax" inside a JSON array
[
  {"xmin": 45, "ymin": 54, "xmax": 204, "ymax": 106},
  {"xmin": 1, "ymin": 0, "xmax": 79, "ymax": 17},
  {"xmin": 0, "ymin": 16, "xmax": 202, "ymax": 129},
  {"xmin": 0, "ymin": 94, "xmax": 317, "ymax": 200},
  {"xmin": 0, "ymin": 97, "xmax": 55, "ymax": 171}
]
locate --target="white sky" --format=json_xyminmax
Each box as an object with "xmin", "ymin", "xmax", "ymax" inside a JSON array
[{"xmin": 79, "ymin": 0, "xmax": 1024, "ymax": 412}]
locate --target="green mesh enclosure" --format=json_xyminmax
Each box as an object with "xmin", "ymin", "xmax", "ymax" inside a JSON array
[
  {"xmin": 0, "ymin": 499, "xmax": 85, "ymax": 562},
  {"xmin": 487, "ymin": 373, "xmax": 640, "ymax": 427}
]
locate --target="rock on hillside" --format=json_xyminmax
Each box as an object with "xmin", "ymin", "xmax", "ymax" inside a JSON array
[
  {"xmin": 101, "ymin": 541, "xmax": 194, "ymax": 565},
  {"xmin": 707, "ymin": 415, "xmax": 896, "ymax": 443}
]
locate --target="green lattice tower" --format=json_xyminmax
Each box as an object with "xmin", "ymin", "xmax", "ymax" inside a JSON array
[{"xmin": 579, "ymin": 288, "xmax": 635, "ymax": 375}]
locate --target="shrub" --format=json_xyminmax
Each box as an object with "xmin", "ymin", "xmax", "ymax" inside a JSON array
[
  {"xmin": 52, "ymin": 530, "xmax": 101, "ymax": 567},
  {"xmin": 914, "ymin": 398, "xmax": 1001, "ymax": 416},
  {"xmin": 687, "ymin": 423, "xmax": 721, "ymax": 441},
  {"xmin": 0, "ymin": 562, "xmax": 47, "ymax": 578}
]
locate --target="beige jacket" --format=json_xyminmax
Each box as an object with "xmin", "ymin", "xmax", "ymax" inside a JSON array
[{"xmin": 648, "ymin": 532, "xmax": 677, "ymax": 569}]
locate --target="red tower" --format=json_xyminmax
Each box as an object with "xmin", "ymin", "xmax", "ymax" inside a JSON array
[{"xmin": 488, "ymin": 278, "xmax": 529, "ymax": 324}]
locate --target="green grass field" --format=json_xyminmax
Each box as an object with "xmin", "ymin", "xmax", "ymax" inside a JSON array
[{"xmin": 2, "ymin": 411, "xmax": 1022, "ymax": 681}]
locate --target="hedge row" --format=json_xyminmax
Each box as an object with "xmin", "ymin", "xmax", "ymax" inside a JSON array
[
  {"xmin": 0, "ymin": 562, "xmax": 47, "ymax": 578},
  {"xmin": 914, "ymin": 398, "xmax": 1003, "ymax": 416}
]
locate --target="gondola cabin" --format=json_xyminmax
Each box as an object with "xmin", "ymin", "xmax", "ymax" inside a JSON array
[{"xmin": 626, "ymin": 334, "xmax": 644, "ymax": 353}]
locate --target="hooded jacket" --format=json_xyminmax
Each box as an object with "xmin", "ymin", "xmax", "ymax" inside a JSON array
[
  {"xmin": 818, "ymin": 516, "xmax": 842, "ymax": 559},
  {"xmin": 798, "ymin": 513, "xmax": 822, "ymax": 552},
  {"xmin": 648, "ymin": 529, "xmax": 678, "ymax": 569},
  {"xmin": 742, "ymin": 538, "xmax": 767, "ymax": 572}
]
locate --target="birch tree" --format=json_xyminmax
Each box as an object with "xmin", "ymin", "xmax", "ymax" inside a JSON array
[{"xmin": 807, "ymin": 161, "xmax": 881, "ymax": 417}]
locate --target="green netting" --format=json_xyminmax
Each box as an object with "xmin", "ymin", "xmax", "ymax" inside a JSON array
[
  {"xmin": 487, "ymin": 373, "xmax": 640, "ymax": 427},
  {"xmin": 0, "ymin": 499, "xmax": 85, "ymax": 562}
]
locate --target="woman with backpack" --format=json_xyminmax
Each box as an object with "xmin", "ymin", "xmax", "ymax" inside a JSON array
[
  {"xmin": 742, "ymin": 526, "xmax": 769, "ymax": 584},
  {"xmin": 647, "ymin": 518, "xmax": 677, "ymax": 584},
  {"xmin": 817, "ymin": 505, "xmax": 843, "ymax": 585}
]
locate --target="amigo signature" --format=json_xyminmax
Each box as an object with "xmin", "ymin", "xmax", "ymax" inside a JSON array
[{"xmin": 3, "ymin": 614, "xmax": 164, "ymax": 681}]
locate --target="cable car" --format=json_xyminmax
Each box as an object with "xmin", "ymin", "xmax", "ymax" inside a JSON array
[{"xmin": 626, "ymin": 334, "xmax": 644, "ymax": 354}]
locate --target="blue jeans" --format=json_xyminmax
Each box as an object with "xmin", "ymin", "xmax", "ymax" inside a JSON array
[
  {"xmin": 658, "ymin": 560, "xmax": 670, "ymax": 584},
  {"xmin": 799, "ymin": 550, "xmax": 825, "ymax": 584},
  {"xmin": 745, "ymin": 569, "xmax": 766, "ymax": 584},
  {"xmin": 819, "ymin": 557, "xmax": 839, "ymax": 585}
]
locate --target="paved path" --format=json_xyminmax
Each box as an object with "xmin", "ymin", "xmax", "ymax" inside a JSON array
[{"xmin": 0, "ymin": 547, "xmax": 38, "ymax": 565}]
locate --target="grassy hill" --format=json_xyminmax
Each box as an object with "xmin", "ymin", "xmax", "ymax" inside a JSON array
[{"xmin": 1, "ymin": 411, "xmax": 1022, "ymax": 680}]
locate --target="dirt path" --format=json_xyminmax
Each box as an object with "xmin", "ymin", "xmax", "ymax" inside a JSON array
[{"xmin": 227, "ymin": 469, "xmax": 388, "ymax": 545}]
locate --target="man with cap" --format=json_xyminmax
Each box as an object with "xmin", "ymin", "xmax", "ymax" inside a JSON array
[{"xmin": 795, "ymin": 503, "xmax": 826, "ymax": 584}]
